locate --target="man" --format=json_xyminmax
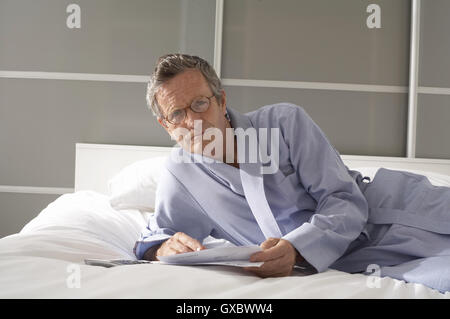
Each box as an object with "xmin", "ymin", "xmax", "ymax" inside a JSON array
[{"xmin": 134, "ymin": 53, "xmax": 450, "ymax": 292}]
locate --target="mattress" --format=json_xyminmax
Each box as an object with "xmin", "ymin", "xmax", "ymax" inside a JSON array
[{"xmin": 1, "ymin": 168, "xmax": 450, "ymax": 298}]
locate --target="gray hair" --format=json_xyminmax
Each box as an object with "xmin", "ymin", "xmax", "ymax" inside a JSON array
[{"xmin": 146, "ymin": 53, "xmax": 223, "ymax": 118}]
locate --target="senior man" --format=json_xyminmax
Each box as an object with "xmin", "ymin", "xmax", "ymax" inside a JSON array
[{"xmin": 134, "ymin": 54, "xmax": 450, "ymax": 292}]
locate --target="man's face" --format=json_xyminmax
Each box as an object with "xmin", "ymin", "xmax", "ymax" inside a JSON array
[{"xmin": 156, "ymin": 69, "xmax": 228, "ymax": 155}]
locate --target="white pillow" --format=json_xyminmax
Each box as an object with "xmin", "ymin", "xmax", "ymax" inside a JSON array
[
  {"xmin": 108, "ymin": 156, "xmax": 168, "ymax": 212},
  {"xmin": 354, "ymin": 167, "xmax": 450, "ymax": 187},
  {"xmin": 107, "ymin": 158, "xmax": 450, "ymax": 212},
  {"xmin": 17, "ymin": 191, "xmax": 147, "ymax": 261}
]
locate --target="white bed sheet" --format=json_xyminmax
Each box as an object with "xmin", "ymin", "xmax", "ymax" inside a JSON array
[{"xmin": 1, "ymin": 169, "xmax": 450, "ymax": 298}]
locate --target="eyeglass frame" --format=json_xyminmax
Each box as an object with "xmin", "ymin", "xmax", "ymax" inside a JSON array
[{"xmin": 159, "ymin": 94, "xmax": 216, "ymax": 127}]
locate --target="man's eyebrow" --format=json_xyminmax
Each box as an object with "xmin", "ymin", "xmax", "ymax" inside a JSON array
[
  {"xmin": 166, "ymin": 105, "xmax": 178, "ymax": 114},
  {"xmin": 167, "ymin": 104, "xmax": 186, "ymax": 115}
]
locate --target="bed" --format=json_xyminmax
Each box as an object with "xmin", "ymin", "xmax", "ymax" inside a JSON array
[{"xmin": 1, "ymin": 143, "xmax": 450, "ymax": 298}]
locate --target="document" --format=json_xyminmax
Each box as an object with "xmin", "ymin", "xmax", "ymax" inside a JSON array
[
  {"xmin": 84, "ymin": 259, "xmax": 154, "ymax": 267},
  {"xmin": 85, "ymin": 245, "xmax": 263, "ymax": 268}
]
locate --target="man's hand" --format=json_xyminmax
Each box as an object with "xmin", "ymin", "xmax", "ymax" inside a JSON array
[
  {"xmin": 244, "ymin": 238, "xmax": 303, "ymax": 278},
  {"xmin": 154, "ymin": 232, "xmax": 205, "ymax": 260},
  {"xmin": 142, "ymin": 232, "xmax": 205, "ymax": 261}
]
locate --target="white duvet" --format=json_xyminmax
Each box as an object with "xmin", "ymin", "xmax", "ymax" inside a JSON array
[{"xmin": 1, "ymin": 168, "xmax": 450, "ymax": 298}]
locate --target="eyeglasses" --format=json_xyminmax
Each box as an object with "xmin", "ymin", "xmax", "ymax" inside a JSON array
[{"xmin": 161, "ymin": 95, "xmax": 215, "ymax": 126}]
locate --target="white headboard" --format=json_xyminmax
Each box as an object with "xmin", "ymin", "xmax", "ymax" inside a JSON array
[
  {"xmin": 75, "ymin": 143, "xmax": 450, "ymax": 195},
  {"xmin": 75, "ymin": 143, "xmax": 172, "ymax": 194}
]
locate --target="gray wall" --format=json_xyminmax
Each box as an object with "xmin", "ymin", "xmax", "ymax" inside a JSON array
[
  {"xmin": 417, "ymin": 0, "xmax": 450, "ymax": 158},
  {"xmin": 0, "ymin": 0, "xmax": 216, "ymax": 237},
  {"xmin": 1, "ymin": 0, "xmax": 449, "ymax": 237}
]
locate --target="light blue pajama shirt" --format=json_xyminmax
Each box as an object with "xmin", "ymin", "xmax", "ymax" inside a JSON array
[{"xmin": 134, "ymin": 103, "xmax": 450, "ymax": 293}]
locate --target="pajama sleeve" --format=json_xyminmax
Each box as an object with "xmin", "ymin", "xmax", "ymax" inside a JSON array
[
  {"xmin": 133, "ymin": 164, "xmax": 214, "ymax": 260},
  {"xmin": 277, "ymin": 104, "xmax": 369, "ymax": 272}
]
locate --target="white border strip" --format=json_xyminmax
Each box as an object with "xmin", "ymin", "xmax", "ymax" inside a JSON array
[
  {"xmin": 2, "ymin": 71, "xmax": 450, "ymax": 97},
  {"xmin": 222, "ymin": 78, "xmax": 408, "ymax": 93},
  {"xmin": 213, "ymin": 0, "xmax": 224, "ymax": 78},
  {"xmin": 0, "ymin": 185, "xmax": 74, "ymax": 195},
  {"xmin": 0, "ymin": 71, "xmax": 149, "ymax": 83},
  {"xmin": 406, "ymin": 0, "xmax": 421, "ymax": 158},
  {"xmin": 418, "ymin": 86, "xmax": 450, "ymax": 95}
]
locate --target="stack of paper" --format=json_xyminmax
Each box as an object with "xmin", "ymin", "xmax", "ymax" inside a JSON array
[{"xmin": 157, "ymin": 245, "xmax": 263, "ymax": 268}]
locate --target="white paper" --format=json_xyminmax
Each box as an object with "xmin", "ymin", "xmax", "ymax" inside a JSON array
[{"xmin": 157, "ymin": 245, "xmax": 263, "ymax": 268}]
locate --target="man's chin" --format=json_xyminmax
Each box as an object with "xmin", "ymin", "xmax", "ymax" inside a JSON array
[{"xmin": 177, "ymin": 139, "xmax": 204, "ymax": 155}]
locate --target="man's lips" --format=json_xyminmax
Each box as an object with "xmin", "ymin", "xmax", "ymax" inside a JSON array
[{"xmin": 178, "ymin": 131, "xmax": 204, "ymax": 143}]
